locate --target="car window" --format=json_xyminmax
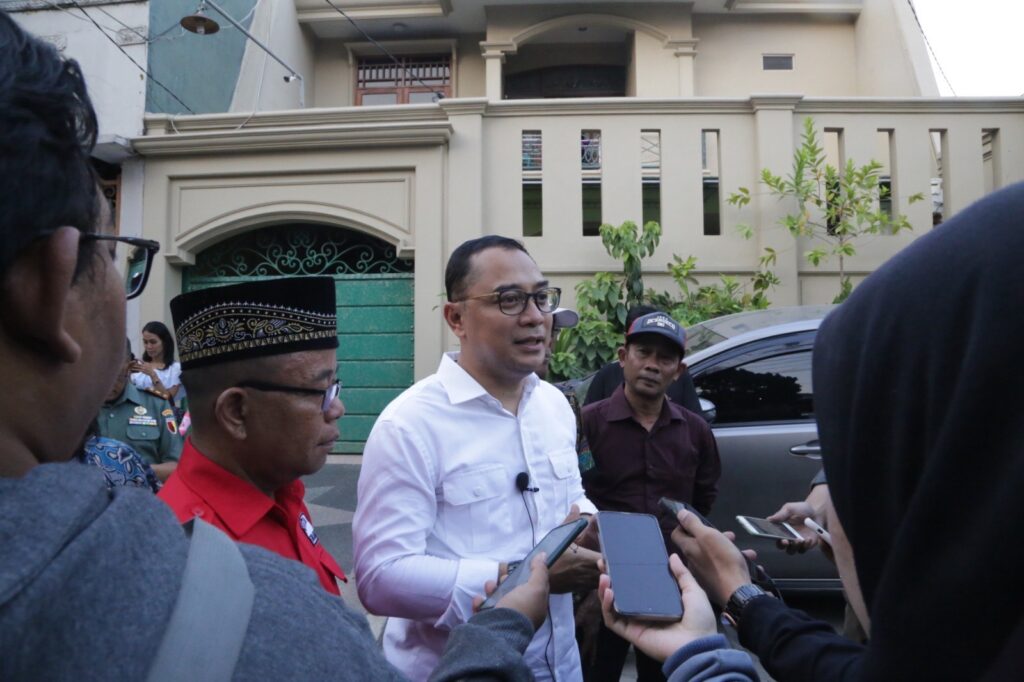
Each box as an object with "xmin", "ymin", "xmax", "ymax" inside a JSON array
[{"xmin": 694, "ymin": 350, "xmax": 813, "ymax": 424}]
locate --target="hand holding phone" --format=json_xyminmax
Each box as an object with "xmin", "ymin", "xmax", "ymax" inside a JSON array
[
  {"xmin": 598, "ymin": 512, "xmax": 682, "ymax": 621},
  {"xmin": 478, "ymin": 553, "xmax": 551, "ymax": 631},
  {"xmin": 803, "ymin": 518, "xmax": 832, "ymax": 546},
  {"xmin": 479, "ymin": 519, "xmax": 586, "ymax": 610}
]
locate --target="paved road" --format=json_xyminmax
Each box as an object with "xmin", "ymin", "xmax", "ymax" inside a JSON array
[{"xmin": 304, "ymin": 460, "xmax": 847, "ymax": 680}]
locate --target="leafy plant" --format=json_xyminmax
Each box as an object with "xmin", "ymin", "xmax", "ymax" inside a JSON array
[
  {"xmin": 728, "ymin": 117, "xmax": 924, "ymax": 303},
  {"xmin": 548, "ymin": 220, "xmax": 778, "ymax": 381}
]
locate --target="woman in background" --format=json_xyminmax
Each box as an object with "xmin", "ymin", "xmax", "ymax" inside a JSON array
[{"xmin": 130, "ymin": 321, "xmax": 183, "ymax": 404}]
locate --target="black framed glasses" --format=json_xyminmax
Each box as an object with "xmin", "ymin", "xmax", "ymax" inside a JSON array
[
  {"xmin": 81, "ymin": 234, "xmax": 160, "ymax": 300},
  {"xmin": 458, "ymin": 287, "xmax": 561, "ymax": 316},
  {"xmin": 236, "ymin": 379, "xmax": 342, "ymax": 413}
]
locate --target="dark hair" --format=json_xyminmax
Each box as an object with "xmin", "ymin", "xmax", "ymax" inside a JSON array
[
  {"xmin": 141, "ymin": 321, "xmax": 175, "ymax": 365},
  {"xmin": 445, "ymin": 236, "xmax": 529, "ymax": 301},
  {"xmin": 125, "ymin": 337, "xmax": 133, "ymax": 360},
  {"xmin": 0, "ymin": 12, "xmax": 100, "ymax": 279},
  {"xmin": 625, "ymin": 305, "xmax": 660, "ymax": 329}
]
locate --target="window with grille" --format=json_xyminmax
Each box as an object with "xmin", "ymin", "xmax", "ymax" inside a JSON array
[{"xmin": 356, "ymin": 55, "xmax": 451, "ymax": 105}]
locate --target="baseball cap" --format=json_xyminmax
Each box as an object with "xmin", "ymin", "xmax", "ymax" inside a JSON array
[
  {"xmin": 552, "ymin": 308, "xmax": 579, "ymax": 330},
  {"xmin": 625, "ymin": 311, "xmax": 686, "ymax": 354}
]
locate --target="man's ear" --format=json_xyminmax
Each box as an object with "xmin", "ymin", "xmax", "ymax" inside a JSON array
[
  {"xmin": 617, "ymin": 345, "xmax": 627, "ymax": 366},
  {"xmin": 0, "ymin": 227, "xmax": 82, "ymax": 363},
  {"xmin": 213, "ymin": 388, "xmax": 249, "ymax": 441},
  {"xmin": 443, "ymin": 301, "xmax": 467, "ymax": 339},
  {"xmin": 672, "ymin": 359, "xmax": 687, "ymax": 382}
]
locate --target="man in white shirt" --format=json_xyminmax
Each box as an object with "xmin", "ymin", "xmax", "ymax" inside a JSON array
[{"xmin": 354, "ymin": 236, "xmax": 600, "ymax": 681}]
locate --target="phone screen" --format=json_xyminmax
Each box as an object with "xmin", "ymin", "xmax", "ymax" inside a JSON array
[
  {"xmin": 598, "ymin": 512, "xmax": 682, "ymax": 621},
  {"xmin": 479, "ymin": 518, "xmax": 586, "ymax": 610},
  {"xmin": 737, "ymin": 516, "xmax": 802, "ymax": 540}
]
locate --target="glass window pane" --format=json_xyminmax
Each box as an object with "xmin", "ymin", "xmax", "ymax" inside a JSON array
[
  {"xmin": 695, "ymin": 351, "xmax": 813, "ymax": 424},
  {"xmin": 408, "ymin": 91, "xmax": 440, "ymax": 104},
  {"xmin": 361, "ymin": 93, "xmax": 399, "ymax": 106}
]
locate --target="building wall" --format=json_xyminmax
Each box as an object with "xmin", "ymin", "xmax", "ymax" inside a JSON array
[
  {"xmin": 147, "ymin": 0, "xmax": 257, "ymax": 114},
  {"xmin": 230, "ymin": 0, "xmax": 315, "ymax": 112},
  {"xmin": 693, "ymin": 15, "xmax": 858, "ymax": 96},
  {"xmin": 7, "ymin": 0, "xmax": 149, "ymax": 139}
]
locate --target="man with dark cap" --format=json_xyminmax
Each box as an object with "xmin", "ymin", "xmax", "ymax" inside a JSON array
[
  {"xmin": 159, "ymin": 276, "xmax": 347, "ymax": 594},
  {"xmin": 581, "ymin": 311, "xmax": 721, "ymax": 682}
]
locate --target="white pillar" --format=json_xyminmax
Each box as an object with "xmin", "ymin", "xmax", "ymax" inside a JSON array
[
  {"xmin": 668, "ymin": 40, "xmax": 699, "ymax": 97},
  {"xmin": 479, "ymin": 42, "xmax": 513, "ymax": 101}
]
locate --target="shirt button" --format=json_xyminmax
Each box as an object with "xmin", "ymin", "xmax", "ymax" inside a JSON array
[
  {"xmin": 473, "ymin": 487, "xmax": 484, "ymax": 497},
  {"xmin": 192, "ymin": 508, "xmax": 204, "ymax": 518}
]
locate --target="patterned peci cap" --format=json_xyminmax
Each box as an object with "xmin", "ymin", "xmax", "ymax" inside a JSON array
[{"xmin": 171, "ymin": 276, "xmax": 338, "ymax": 370}]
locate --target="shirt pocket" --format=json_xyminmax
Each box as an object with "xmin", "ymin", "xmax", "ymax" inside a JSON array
[
  {"xmin": 441, "ymin": 464, "xmax": 513, "ymax": 554},
  {"xmin": 125, "ymin": 425, "xmax": 160, "ymax": 441},
  {"xmin": 546, "ymin": 448, "xmax": 579, "ymax": 511}
]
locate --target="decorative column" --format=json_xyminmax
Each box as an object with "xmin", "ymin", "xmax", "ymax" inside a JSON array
[
  {"xmin": 667, "ymin": 39, "xmax": 699, "ymax": 96},
  {"xmin": 751, "ymin": 95, "xmax": 804, "ymax": 305},
  {"xmin": 479, "ymin": 42, "xmax": 514, "ymax": 101}
]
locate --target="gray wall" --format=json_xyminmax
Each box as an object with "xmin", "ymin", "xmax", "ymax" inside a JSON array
[{"xmin": 147, "ymin": 0, "xmax": 257, "ymax": 114}]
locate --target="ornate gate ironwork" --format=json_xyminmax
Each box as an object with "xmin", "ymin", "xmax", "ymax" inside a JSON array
[{"xmin": 188, "ymin": 224, "xmax": 413, "ymax": 278}]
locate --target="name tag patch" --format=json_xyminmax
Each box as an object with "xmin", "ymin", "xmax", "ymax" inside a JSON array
[
  {"xmin": 299, "ymin": 513, "xmax": 319, "ymax": 546},
  {"xmin": 128, "ymin": 416, "xmax": 159, "ymax": 427}
]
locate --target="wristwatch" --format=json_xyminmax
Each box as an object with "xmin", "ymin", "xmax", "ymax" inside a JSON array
[{"xmin": 723, "ymin": 583, "xmax": 770, "ymax": 627}]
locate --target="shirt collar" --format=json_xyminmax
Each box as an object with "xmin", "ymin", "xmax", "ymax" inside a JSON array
[
  {"xmin": 176, "ymin": 438, "xmax": 305, "ymax": 538},
  {"xmin": 105, "ymin": 383, "xmax": 141, "ymax": 407},
  {"xmin": 437, "ymin": 352, "xmax": 539, "ymax": 406},
  {"xmin": 605, "ymin": 383, "xmax": 682, "ymax": 427}
]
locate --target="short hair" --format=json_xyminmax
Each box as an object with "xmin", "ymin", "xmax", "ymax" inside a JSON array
[
  {"xmin": 0, "ymin": 12, "xmax": 100, "ymax": 279},
  {"xmin": 142, "ymin": 320, "xmax": 176, "ymax": 365},
  {"xmin": 445, "ymin": 236, "xmax": 529, "ymax": 301}
]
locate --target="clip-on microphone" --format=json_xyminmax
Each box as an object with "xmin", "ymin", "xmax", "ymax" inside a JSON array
[{"xmin": 515, "ymin": 472, "xmax": 539, "ymax": 493}]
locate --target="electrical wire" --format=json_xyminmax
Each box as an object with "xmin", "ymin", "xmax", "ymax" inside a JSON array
[
  {"xmin": 321, "ymin": 0, "xmax": 446, "ymax": 101},
  {"xmin": 67, "ymin": 0, "xmax": 196, "ymax": 114},
  {"xmin": 906, "ymin": 0, "xmax": 957, "ymax": 95}
]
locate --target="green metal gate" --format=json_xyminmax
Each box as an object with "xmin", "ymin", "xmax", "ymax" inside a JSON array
[{"xmin": 183, "ymin": 224, "xmax": 414, "ymax": 454}]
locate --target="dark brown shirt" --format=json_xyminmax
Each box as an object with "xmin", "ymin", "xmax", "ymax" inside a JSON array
[{"xmin": 582, "ymin": 385, "xmax": 721, "ymax": 547}]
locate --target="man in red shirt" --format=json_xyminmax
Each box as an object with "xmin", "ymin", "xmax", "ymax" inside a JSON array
[{"xmin": 159, "ymin": 276, "xmax": 347, "ymax": 595}]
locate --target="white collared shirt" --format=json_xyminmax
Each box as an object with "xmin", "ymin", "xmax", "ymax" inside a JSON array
[{"xmin": 353, "ymin": 352, "xmax": 596, "ymax": 681}]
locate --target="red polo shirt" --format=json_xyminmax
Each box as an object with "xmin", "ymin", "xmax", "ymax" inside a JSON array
[{"xmin": 158, "ymin": 438, "xmax": 346, "ymax": 595}]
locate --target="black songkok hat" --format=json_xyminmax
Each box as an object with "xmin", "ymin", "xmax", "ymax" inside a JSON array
[{"xmin": 171, "ymin": 276, "xmax": 338, "ymax": 370}]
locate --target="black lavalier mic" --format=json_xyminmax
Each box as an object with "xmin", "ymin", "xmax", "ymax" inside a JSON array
[{"xmin": 515, "ymin": 472, "xmax": 539, "ymax": 493}]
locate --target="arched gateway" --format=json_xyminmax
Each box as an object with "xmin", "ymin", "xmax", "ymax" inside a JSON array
[{"xmin": 182, "ymin": 223, "xmax": 414, "ymax": 454}]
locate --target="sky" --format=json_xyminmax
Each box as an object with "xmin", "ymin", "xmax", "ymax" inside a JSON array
[{"xmin": 910, "ymin": 0, "xmax": 1024, "ymax": 96}]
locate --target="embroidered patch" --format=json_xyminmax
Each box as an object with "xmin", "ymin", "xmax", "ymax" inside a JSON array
[
  {"xmin": 299, "ymin": 513, "xmax": 319, "ymax": 546},
  {"xmin": 128, "ymin": 416, "xmax": 158, "ymax": 427},
  {"xmin": 134, "ymin": 406, "xmax": 147, "ymax": 416}
]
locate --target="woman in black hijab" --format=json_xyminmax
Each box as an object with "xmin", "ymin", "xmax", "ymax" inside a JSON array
[{"xmin": 649, "ymin": 181, "xmax": 1024, "ymax": 680}]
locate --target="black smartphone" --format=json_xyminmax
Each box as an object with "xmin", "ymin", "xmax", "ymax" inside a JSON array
[
  {"xmin": 597, "ymin": 511, "xmax": 682, "ymax": 622},
  {"xmin": 479, "ymin": 518, "xmax": 587, "ymax": 610},
  {"xmin": 659, "ymin": 497, "xmax": 714, "ymax": 528}
]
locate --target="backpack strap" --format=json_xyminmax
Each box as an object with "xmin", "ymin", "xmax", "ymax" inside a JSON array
[{"xmin": 147, "ymin": 518, "xmax": 255, "ymax": 682}]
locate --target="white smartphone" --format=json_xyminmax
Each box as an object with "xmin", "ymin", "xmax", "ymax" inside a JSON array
[
  {"xmin": 736, "ymin": 515, "xmax": 803, "ymax": 541},
  {"xmin": 803, "ymin": 518, "xmax": 833, "ymax": 546}
]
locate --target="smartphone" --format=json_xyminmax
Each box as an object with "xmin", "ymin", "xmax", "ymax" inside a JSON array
[
  {"xmin": 736, "ymin": 515, "xmax": 803, "ymax": 541},
  {"xmin": 659, "ymin": 497, "xmax": 714, "ymax": 528},
  {"xmin": 803, "ymin": 518, "xmax": 833, "ymax": 546},
  {"xmin": 479, "ymin": 518, "xmax": 587, "ymax": 610},
  {"xmin": 598, "ymin": 511, "xmax": 682, "ymax": 622},
  {"xmin": 663, "ymin": 500, "xmax": 784, "ymax": 602}
]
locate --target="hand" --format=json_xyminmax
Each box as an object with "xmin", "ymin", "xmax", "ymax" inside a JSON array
[
  {"xmin": 473, "ymin": 553, "xmax": 550, "ymax": 631},
  {"xmin": 598, "ymin": 554, "xmax": 717, "ymax": 662},
  {"xmin": 548, "ymin": 542, "xmax": 601, "ymax": 593},
  {"xmin": 671, "ymin": 510, "xmax": 751, "ymax": 607},
  {"xmin": 767, "ymin": 501, "xmax": 820, "ymax": 554}
]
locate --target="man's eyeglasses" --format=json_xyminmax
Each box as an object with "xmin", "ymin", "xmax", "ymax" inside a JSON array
[
  {"xmin": 236, "ymin": 379, "xmax": 342, "ymax": 413},
  {"xmin": 81, "ymin": 234, "xmax": 160, "ymax": 300},
  {"xmin": 457, "ymin": 287, "xmax": 561, "ymax": 317}
]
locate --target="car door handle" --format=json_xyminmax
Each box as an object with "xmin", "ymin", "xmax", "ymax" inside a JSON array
[{"xmin": 789, "ymin": 442, "xmax": 822, "ymax": 459}]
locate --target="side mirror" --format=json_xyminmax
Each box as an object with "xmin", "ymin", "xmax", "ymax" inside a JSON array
[{"xmin": 699, "ymin": 397, "xmax": 717, "ymax": 424}]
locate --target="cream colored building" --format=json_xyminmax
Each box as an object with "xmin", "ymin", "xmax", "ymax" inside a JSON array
[{"xmin": 133, "ymin": 0, "xmax": 1024, "ymax": 450}]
